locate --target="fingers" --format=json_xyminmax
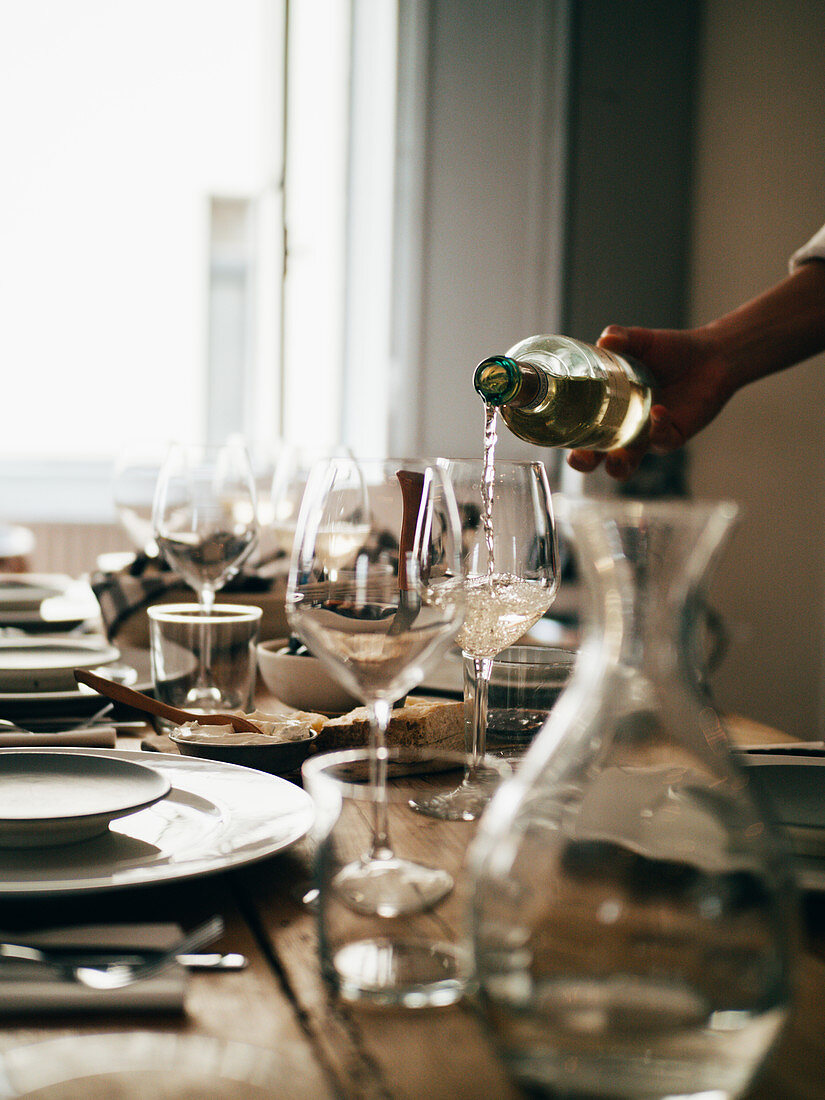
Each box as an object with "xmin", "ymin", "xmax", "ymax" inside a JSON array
[
  {"xmin": 566, "ymin": 450, "xmax": 603, "ymax": 473},
  {"xmin": 604, "ymin": 449, "xmax": 635, "ymax": 481},
  {"xmin": 648, "ymin": 405, "xmax": 686, "ymax": 454}
]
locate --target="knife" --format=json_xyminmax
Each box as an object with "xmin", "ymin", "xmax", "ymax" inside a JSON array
[
  {"xmin": 0, "ymin": 948, "xmax": 247, "ymax": 972},
  {"xmin": 740, "ymin": 743, "xmax": 825, "ymax": 755}
]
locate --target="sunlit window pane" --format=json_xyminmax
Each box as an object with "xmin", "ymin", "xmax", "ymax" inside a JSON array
[{"xmin": 0, "ymin": 0, "xmax": 275, "ymax": 460}]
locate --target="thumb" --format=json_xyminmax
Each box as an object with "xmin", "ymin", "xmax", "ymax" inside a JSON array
[{"xmin": 596, "ymin": 325, "xmax": 630, "ymax": 352}]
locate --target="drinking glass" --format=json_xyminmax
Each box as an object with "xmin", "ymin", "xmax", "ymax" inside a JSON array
[
  {"xmin": 152, "ymin": 441, "xmax": 259, "ymax": 710},
  {"xmin": 419, "ymin": 459, "xmax": 559, "ymax": 819},
  {"xmin": 287, "ymin": 457, "xmax": 465, "ymax": 916}
]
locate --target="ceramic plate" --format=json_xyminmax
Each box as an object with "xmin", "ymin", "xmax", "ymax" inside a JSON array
[
  {"xmin": 0, "ymin": 646, "xmax": 152, "ymax": 721},
  {"xmin": 0, "ymin": 575, "xmax": 66, "ymax": 610},
  {"xmin": 0, "ymin": 638, "xmax": 121, "ymax": 692},
  {"xmin": 0, "ymin": 1033, "xmax": 285, "ymax": 1098},
  {"xmin": 417, "ymin": 650, "xmax": 464, "ymax": 697},
  {"xmin": 0, "ymin": 575, "xmax": 99, "ymax": 632},
  {"xmin": 0, "ymin": 751, "xmax": 171, "ymax": 847},
  {"xmin": 0, "ymin": 748, "xmax": 314, "ymax": 895},
  {"xmin": 744, "ymin": 755, "xmax": 825, "ymax": 891}
]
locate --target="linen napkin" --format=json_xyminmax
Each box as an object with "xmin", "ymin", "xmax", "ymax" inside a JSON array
[
  {"xmin": 0, "ymin": 922, "xmax": 186, "ymax": 1014},
  {"xmin": 90, "ymin": 553, "xmax": 289, "ymax": 645},
  {"xmin": 0, "ymin": 727, "xmax": 117, "ymax": 749}
]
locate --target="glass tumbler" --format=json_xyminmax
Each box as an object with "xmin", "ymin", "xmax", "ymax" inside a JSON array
[
  {"xmin": 303, "ymin": 747, "xmax": 507, "ymax": 1008},
  {"xmin": 149, "ymin": 603, "xmax": 262, "ymax": 720},
  {"xmin": 482, "ymin": 644, "xmax": 575, "ymax": 764}
]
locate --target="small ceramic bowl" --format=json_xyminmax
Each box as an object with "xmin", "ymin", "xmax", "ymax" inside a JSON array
[
  {"xmin": 169, "ymin": 724, "xmax": 320, "ymax": 775},
  {"xmin": 257, "ymin": 639, "xmax": 360, "ymax": 715}
]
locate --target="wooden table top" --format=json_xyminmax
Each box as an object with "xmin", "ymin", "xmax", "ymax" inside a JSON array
[{"xmin": 0, "ymin": 703, "xmax": 821, "ymax": 1099}]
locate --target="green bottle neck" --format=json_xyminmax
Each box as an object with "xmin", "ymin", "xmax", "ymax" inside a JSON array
[{"xmin": 474, "ymin": 356, "xmax": 541, "ymax": 408}]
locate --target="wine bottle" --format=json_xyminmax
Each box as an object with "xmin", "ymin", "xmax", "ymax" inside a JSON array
[{"xmin": 473, "ymin": 333, "xmax": 652, "ymax": 450}]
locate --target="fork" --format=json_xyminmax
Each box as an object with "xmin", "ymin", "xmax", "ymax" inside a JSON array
[{"xmin": 0, "ymin": 915, "xmax": 224, "ymax": 990}]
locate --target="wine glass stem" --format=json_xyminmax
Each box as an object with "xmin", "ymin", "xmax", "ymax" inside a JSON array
[
  {"xmin": 197, "ymin": 585, "xmax": 216, "ymax": 690},
  {"xmin": 465, "ymin": 655, "xmax": 493, "ymax": 769},
  {"xmin": 366, "ymin": 698, "xmax": 393, "ymax": 860}
]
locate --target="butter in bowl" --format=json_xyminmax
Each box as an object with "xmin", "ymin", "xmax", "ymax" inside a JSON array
[{"xmin": 169, "ymin": 709, "xmax": 325, "ymax": 775}]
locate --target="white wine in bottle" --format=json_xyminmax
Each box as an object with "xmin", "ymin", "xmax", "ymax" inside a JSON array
[{"xmin": 473, "ymin": 333, "xmax": 652, "ymax": 450}]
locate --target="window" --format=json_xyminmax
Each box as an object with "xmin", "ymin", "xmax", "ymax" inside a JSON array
[{"xmin": 0, "ymin": 0, "xmax": 399, "ymax": 521}]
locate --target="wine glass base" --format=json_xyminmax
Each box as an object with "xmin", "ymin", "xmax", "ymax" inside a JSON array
[
  {"xmin": 183, "ymin": 685, "xmax": 226, "ymax": 711},
  {"xmin": 409, "ymin": 775, "xmax": 497, "ymax": 822},
  {"xmin": 329, "ymin": 939, "xmax": 468, "ymax": 1008},
  {"xmin": 91, "ymin": 662, "xmax": 138, "ymax": 687},
  {"xmin": 332, "ymin": 856, "xmax": 454, "ymax": 918}
]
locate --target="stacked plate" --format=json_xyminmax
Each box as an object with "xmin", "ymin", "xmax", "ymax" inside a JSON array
[
  {"xmin": 0, "ymin": 641, "xmax": 152, "ymax": 723},
  {"xmin": 0, "ymin": 575, "xmax": 151, "ymax": 723},
  {"xmin": 744, "ymin": 752, "xmax": 825, "ymax": 892},
  {"xmin": 0, "ymin": 574, "xmax": 98, "ymax": 632}
]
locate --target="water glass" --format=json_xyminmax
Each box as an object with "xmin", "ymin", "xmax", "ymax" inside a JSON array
[
  {"xmin": 481, "ymin": 645, "xmax": 575, "ymax": 764},
  {"xmin": 302, "ymin": 747, "xmax": 507, "ymax": 1008},
  {"xmin": 149, "ymin": 603, "xmax": 262, "ymax": 720}
]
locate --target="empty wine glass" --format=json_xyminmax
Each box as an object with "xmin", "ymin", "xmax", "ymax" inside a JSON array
[
  {"xmin": 153, "ymin": 440, "xmax": 259, "ymax": 710},
  {"xmin": 287, "ymin": 457, "xmax": 465, "ymax": 916},
  {"xmin": 91, "ymin": 448, "xmax": 167, "ymax": 685},
  {"xmin": 417, "ymin": 459, "xmax": 559, "ymax": 820},
  {"xmin": 270, "ymin": 444, "xmax": 343, "ymax": 558},
  {"xmin": 112, "ymin": 449, "xmax": 165, "ymax": 561}
]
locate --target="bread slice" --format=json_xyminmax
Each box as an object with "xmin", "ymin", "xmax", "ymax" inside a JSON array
[{"xmin": 316, "ymin": 698, "xmax": 463, "ymax": 752}]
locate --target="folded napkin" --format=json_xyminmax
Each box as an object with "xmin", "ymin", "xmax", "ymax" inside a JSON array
[
  {"xmin": 0, "ymin": 922, "xmax": 186, "ymax": 1015},
  {"xmin": 0, "ymin": 727, "xmax": 117, "ymax": 749},
  {"xmin": 90, "ymin": 554, "xmax": 289, "ymax": 646}
]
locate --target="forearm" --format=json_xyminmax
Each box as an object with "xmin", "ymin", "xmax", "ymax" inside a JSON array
[{"xmin": 701, "ymin": 259, "xmax": 825, "ymax": 392}]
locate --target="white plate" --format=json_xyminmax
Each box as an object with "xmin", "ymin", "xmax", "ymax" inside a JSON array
[
  {"xmin": 0, "ymin": 574, "xmax": 67, "ymax": 610},
  {"xmin": 0, "ymin": 748, "xmax": 314, "ymax": 896},
  {"xmin": 745, "ymin": 755, "xmax": 825, "ymax": 891},
  {"xmin": 0, "ymin": 752, "xmax": 171, "ymax": 847},
  {"xmin": 0, "ymin": 646, "xmax": 152, "ymax": 720},
  {"xmin": 417, "ymin": 650, "xmax": 464, "ymax": 697},
  {"xmin": 0, "ymin": 638, "xmax": 121, "ymax": 692},
  {"xmin": 0, "ymin": 574, "xmax": 99, "ymax": 631},
  {"xmin": 0, "ymin": 1033, "xmax": 283, "ymax": 1099}
]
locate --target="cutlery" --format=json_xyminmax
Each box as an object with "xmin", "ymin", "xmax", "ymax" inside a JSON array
[
  {"xmin": 73, "ymin": 669, "xmax": 264, "ymax": 733},
  {"xmin": 741, "ymin": 742, "xmax": 825, "ymax": 755},
  {"xmin": 0, "ymin": 702, "xmax": 114, "ymax": 737},
  {"xmin": 0, "ymin": 915, "xmax": 224, "ymax": 989},
  {"xmin": 0, "ymin": 946, "xmax": 246, "ymax": 972}
]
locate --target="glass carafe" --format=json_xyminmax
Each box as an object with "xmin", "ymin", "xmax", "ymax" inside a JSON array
[{"xmin": 469, "ymin": 497, "xmax": 797, "ymax": 1100}]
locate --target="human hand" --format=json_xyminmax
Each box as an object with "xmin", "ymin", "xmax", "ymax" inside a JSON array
[{"xmin": 567, "ymin": 324, "xmax": 733, "ymax": 481}]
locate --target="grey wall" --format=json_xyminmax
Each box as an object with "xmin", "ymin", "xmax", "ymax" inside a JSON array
[
  {"xmin": 563, "ymin": 0, "xmax": 699, "ymax": 339},
  {"xmin": 687, "ymin": 0, "xmax": 825, "ymax": 739},
  {"xmin": 413, "ymin": 0, "xmax": 569, "ymax": 469},
  {"xmin": 412, "ymin": 0, "xmax": 699, "ymax": 470},
  {"xmin": 412, "ymin": 0, "xmax": 825, "ymax": 740}
]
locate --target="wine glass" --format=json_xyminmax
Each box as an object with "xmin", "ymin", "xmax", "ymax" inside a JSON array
[
  {"xmin": 92, "ymin": 449, "xmax": 168, "ymax": 685},
  {"xmin": 152, "ymin": 441, "xmax": 259, "ymax": 710},
  {"xmin": 287, "ymin": 457, "xmax": 465, "ymax": 916},
  {"xmin": 112, "ymin": 449, "xmax": 164, "ymax": 561},
  {"xmin": 270, "ymin": 444, "xmax": 330, "ymax": 558},
  {"xmin": 418, "ymin": 459, "xmax": 559, "ymax": 820}
]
